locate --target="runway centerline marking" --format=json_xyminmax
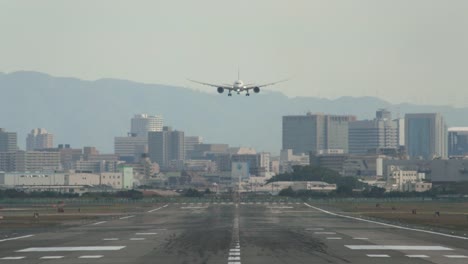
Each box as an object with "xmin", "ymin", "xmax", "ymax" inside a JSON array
[
  {"xmin": 103, "ymin": 238, "xmax": 119, "ymax": 241},
  {"xmin": 353, "ymin": 237, "xmax": 369, "ymax": 240},
  {"xmin": 135, "ymin": 233, "xmax": 157, "ymax": 235},
  {"xmin": 0, "ymin": 235, "xmax": 34, "ymax": 243},
  {"xmin": 326, "ymin": 237, "xmax": 342, "ymax": 240},
  {"xmin": 346, "ymin": 245, "xmax": 453, "ymax": 251},
  {"xmin": 130, "ymin": 238, "xmax": 146, "ymax": 240},
  {"xmin": 304, "ymin": 203, "xmax": 468, "ymax": 240},
  {"xmin": 17, "ymin": 246, "xmax": 126, "ymax": 252}
]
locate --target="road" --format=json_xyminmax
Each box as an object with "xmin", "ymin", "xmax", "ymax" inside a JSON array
[{"xmin": 1, "ymin": 202, "xmax": 468, "ymax": 263}]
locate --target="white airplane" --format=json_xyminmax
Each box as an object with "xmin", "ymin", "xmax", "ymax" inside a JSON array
[{"xmin": 188, "ymin": 73, "xmax": 288, "ymax": 96}]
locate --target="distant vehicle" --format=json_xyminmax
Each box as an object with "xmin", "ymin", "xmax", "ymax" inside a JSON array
[{"xmin": 188, "ymin": 72, "xmax": 288, "ymax": 96}]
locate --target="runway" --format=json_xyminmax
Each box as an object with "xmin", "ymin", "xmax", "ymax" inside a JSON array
[{"xmin": 1, "ymin": 202, "xmax": 467, "ymax": 263}]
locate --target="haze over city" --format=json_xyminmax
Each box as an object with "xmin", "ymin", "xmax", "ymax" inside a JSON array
[
  {"xmin": 2, "ymin": 0, "xmax": 468, "ymax": 106},
  {"xmin": 2, "ymin": 2, "xmax": 468, "ymax": 264}
]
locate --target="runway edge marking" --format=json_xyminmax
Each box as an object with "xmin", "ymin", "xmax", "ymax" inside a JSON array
[
  {"xmin": 304, "ymin": 203, "xmax": 468, "ymax": 240},
  {"xmin": 147, "ymin": 204, "xmax": 169, "ymax": 213}
]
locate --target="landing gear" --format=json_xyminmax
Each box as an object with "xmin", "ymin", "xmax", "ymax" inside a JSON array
[
  {"xmin": 228, "ymin": 93, "xmax": 232, "ymax": 96},
  {"xmin": 246, "ymin": 93, "xmax": 250, "ymax": 96}
]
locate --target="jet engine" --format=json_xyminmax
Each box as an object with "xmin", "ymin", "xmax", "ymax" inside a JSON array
[
  {"xmin": 253, "ymin": 87, "xmax": 260, "ymax": 93},
  {"xmin": 217, "ymin": 87, "xmax": 224, "ymax": 93}
]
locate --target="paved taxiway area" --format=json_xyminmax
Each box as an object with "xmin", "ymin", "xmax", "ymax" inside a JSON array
[{"xmin": 1, "ymin": 202, "xmax": 468, "ymax": 263}]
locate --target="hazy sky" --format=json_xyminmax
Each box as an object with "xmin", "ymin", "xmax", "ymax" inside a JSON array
[{"xmin": 1, "ymin": 0, "xmax": 468, "ymax": 106}]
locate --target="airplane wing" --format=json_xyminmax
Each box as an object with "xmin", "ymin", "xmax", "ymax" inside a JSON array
[
  {"xmin": 244, "ymin": 78, "xmax": 289, "ymax": 89},
  {"xmin": 188, "ymin": 79, "xmax": 233, "ymax": 90}
]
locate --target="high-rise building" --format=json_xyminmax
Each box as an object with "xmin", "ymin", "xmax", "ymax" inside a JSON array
[
  {"xmin": 405, "ymin": 113, "xmax": 447, "ymax": 159},
  {"xmin": 114, "ymin": 135, "xmax": 148, "ymax": 162},
  {"xmin": 348, "ymin": 110, "xmax": 399, "ymax": 154},
  {"xmin": 130, "ymin": 114, "xmax": 163, "ymax": 137},
  {"xmin": 184, "ymin": 136, "xmax": 203, "ymax": 158},
  {"xmin": 148, "ymin": 127, "xmax": 185, "ymax": 168},
  {"xmin": 448, "ymin": 127, "xmax": 468, "ymax": 156},
  {"xmin": 282, "ymin": 113, "xmax": 356, "ymax": 154},
  {"xmin": 0, "ymin": 128, "xmax": 17, "ymax": 152},
  {"xmin": 26, "ymin": 128, "xmax": 54, "ymax": 151}
]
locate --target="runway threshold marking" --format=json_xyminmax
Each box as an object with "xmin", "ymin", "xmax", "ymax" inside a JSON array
[
  {"xmin": 0, "ymin": 234, "xmax": 34, "ymax": 243},
  {"xmin": 346, "ymin": 245, "xmax": 453, "ymax": 250},
  {"xmin": 17, "ymin": 246, "xmax": 126, "ymax": 252},
  {"xmin": 304, "ymin": 203, "xmax": 468, "ymax": 240},
  {"xmin": 135, "ymin": 232, "xmax": 157, "ymax": 235},
  {"xmin": 147, "ymin": 204, "xmax": 168, "ymax": 213}
]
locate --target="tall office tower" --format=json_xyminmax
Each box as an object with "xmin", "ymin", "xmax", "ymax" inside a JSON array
[
  {"xmin": 282, "ymin": 113, "xmax": 356, "ymax": 154},
  {"xmin": 405, "ymin": 113, "xmax": 447, "ymax": 159},
  {"xmin": 130, "ymin": 114, "xmax": 163, "ymax": 137},
  {"xmin": 0, "ymin": 128, "xmax": 17, "ymax": 152},
  {"xmin": 348, "ymin": 110, "xmax": 399, "ymax": 154},
  {"xmin": 114, "ymin": 135, "xmax": 148, "ymax": 162},
  {"xmin": 448, "ymin": 127, "xmax": 468, "ymax": 156},
  {"xmin": 184, "ymin": 136, "xmax": 203, "ymax": 158},
  {"xmin": 26, "ymin": 128, "xmax": 54, "ymax": 151},
  {"xmin": 148, "ymin": 126, "xmax": 185, "ymax": 168}
]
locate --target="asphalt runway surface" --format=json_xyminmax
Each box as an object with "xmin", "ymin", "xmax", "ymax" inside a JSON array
[{"xmin": 1, "ymin": 202, "xmax": 468, "ymax": 264}]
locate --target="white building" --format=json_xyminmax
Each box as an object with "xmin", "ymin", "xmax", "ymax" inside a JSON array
[
  {"xmin": 386, "ymin": 166, "xmax": 427, "ymax": 192},
  {"xmin": 26, "ymin": 128, "xmax": 54, "ymax": 151},
  {"xmin": 130, "ymin": 114, "xmax": 163, "ymax": 137}
]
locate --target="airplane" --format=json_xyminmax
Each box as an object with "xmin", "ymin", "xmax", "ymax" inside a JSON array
[{"xmin": 188, "ymin": 72, "xmax": 288, "ymax": 96}]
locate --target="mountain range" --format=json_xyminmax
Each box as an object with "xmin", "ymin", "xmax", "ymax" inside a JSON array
[{"xmin": 1, "ymin": 71, "xmax": 467, "ymax": 154}]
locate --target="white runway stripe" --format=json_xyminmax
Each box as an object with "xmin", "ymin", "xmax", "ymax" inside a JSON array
[
  {"xmin": 40, "ymin": 256, "xmax": 64, "ymax": 259},
  {"xmin": 346, "ymin": 245, "xmax": 453, "ymax": 251},
  {"xmin": 103, "ymin": 238, "xmax": 119, "ymax": 241},
  {"xmin": 406, "ymin": 255, "xmax": 429, "ymax": 258},
  {"xmin": 1, "ymin": 257, "xmax": 25, "ymax": 260},
  {"xmin": 90, "ymin": 221, "xmax": 107, "ymax": 225},
  {"xmin": 0, "ymin": 235, "xmax": 34, "ymax": 243},
  {"xmin": 444, "ymin": 255, "xmax": 468, "ymax": 258},
  {"xmin": 135, "ymin": 233, "xmax": 157, "ymax": 235},
  {"xmin": 130, "ymin": 238, "xmax": 146, "ymax": 240},
  {"xmin": 353, "ymin": 237, "xmax": 369, "ymax": 240},
  {"xmin": 230, "ymin": 252, "xmax": 240, "ymax": 256},
  {"xmin": 79, "ymin": 255, "xmax": 103, "ymax": 259},
  {"xmin": 304, "ymin": 202, "xmax": 468, "ymax": 240},
  {"xmin": 367, "ymin": 254, "xmax": 390, "ymax": 258},
  {"xmin": 230, "ymin": 248, "xmax": 240, "ymax": 252},
  {"xmin": 147, "ymin": 204, "xmax": 168, "ymax": 213},
  {"xmin": 228, "ymin": 256, "xmax": 241, "ymax": 261},
  {"xmin": 326, "ymin": 237, "xmax": 342, "ymax": 240},
  {"xmin": 314, "ymin": 232, "xmax": 336, "ymax": 235},
  {"xmin": 119, "ymin": 215, "xmax": 135, "ymax": 220},
  {"xmin": 17, "ymin": 246, "xmax": 126, "ymax": 252}
]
